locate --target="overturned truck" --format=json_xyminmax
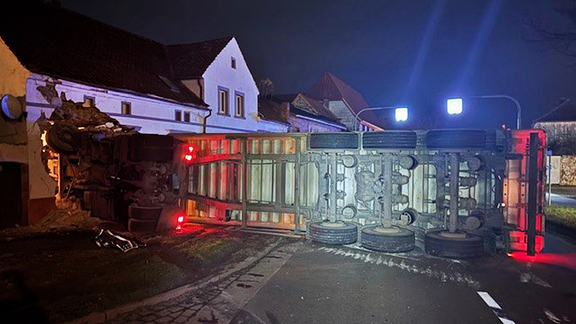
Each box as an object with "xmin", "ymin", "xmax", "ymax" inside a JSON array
[
  {"xmin": 174, "ymin": 129, "xmax": 546, "ymax": 258},
  {"xmin": 45, "ymin": 99, "xmax": 177, "ymax": 231}
]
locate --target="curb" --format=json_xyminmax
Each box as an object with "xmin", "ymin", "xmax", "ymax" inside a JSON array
[
  {"xmin": 62, "ymin": 239, "xmax": 283, "ymax": 324},
  {"xmin": 546, "ymin": 220, "xmax": 576, "ymax": 241}
]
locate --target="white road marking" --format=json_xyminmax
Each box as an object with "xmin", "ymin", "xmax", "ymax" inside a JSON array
[{"xmin": 477, "ymin": 291, "xmax": 516, "ymax": 324}]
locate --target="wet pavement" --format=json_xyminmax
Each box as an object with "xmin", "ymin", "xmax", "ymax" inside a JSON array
[{"xmin": 107, "ymin": 233, "xmax": 576, "ymax": 324}]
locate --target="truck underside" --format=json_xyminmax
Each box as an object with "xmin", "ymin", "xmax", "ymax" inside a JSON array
[{"xmin": 174, "ymin": 129, "xmax": 546, "ymax": 258}]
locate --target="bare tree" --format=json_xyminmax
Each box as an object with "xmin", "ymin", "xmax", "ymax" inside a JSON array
[
  {"xmin": 527, "ymin": 0, "xmax": 576, "ymax": 58},
  {"xmin": 258, "ymin": 78, "xmax": 274, "ymax": 98}
]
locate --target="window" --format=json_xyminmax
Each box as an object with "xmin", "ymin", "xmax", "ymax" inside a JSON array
[
  {"xmin": 121, "ymin": 102, "xmax": 131, "ymax": 115},
  {"xmin": 231, "ymin": 57, "xmax": 236, "ymax": 69},
  {"xmin": 235, "ymin": 93, "xmax": 244, "ymax": 118},
  {"xmin": 184, "ymin": 111, "xmax": 190, "ymax": 122},
  {"xmin": 175, "ymin": 110, "xmax": 182, "ymax": 121},
  {"xmin": 83, "ymin": 96, "xmax": 95, "ymax": 107},
  {"xmin": 218, "ymin": 88, "xmax": 229, "ymax": 115}
]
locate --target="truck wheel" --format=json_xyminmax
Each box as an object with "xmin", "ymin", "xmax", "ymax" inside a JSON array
[
  {"xmin": 362, "ymin": 131, "xmax": 417, "ymax": 149},
  {"xmin": 309, "ymin": 221, "xmax": 358, "ymax": 245},
  {"xmin": 128, "ymin": 218, "xmax": 158, "ymax": 232},
  {"xmin": 361, "ymin": 226, "xmax": 415, "ymax": 252},
  {"xmin": 425, "ymin": 231, "xmax": 484, "ymax": 259},
  {"xmin": 46, "ymin": 123, "xmax": 78, "ymax": 154},
  {"xmin": 426, "ymin": 130, "xmax": 487, "ymax": 150},
  {"xmin": 309, "ymin": 133, "xmax": 359, "ymax": 150},
  {"xmin": 128, "ymin": 205, "xmax": 162, "ymax": 221}
]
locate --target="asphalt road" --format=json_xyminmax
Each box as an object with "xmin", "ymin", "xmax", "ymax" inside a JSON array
[
  {"xmin": 109, "ymin": 231, "xmax": 576, "ymax": 324},
  {"xmin": 231, "ymin": 233, "xmax": 576, "ymax": 324}
]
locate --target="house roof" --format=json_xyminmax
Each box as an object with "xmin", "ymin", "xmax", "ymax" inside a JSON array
[
  {"xmin": 271, "ymin": 93, "xmax": 346, "ymax": 128},
  {"xmin": 258, "ymin": 97, "xmax": 290, "ymax": 124},
  {"xmin": 0, "ymin": 0, "xmax": 207, "ymax": 108},
  {"xmin": 534, "ymin": 100, "xmax": 576, "ymax": 123},
  {"xmin": 166, "ymin": 37, "xmax": 233, "ymax": 79},
  {"xmin": 306, "ymin": 72, "xmax": 385, "ymax": 127}
]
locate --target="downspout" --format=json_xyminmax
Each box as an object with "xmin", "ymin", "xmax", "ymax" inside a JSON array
[{"xmin": 202, "ymin": 109, "xmax": 212, "ymax": 134}]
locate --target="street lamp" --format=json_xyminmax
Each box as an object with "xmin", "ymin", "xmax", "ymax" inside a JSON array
[
  {"xmin": 447, "ymin": 98, "xmax": 463, "ymax": 115},
  {"xmin": 447, "ymin": 95, "xmax": 522, "ymax": 129},
  {"xmin": 354, "ymin": 106, "xmax": 409, "ymax": 124}
]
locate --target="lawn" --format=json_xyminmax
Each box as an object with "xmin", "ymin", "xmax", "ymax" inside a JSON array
[
  {"xmin": 545, "ymin": 205, "xmax": 576, "ymax": 230},
  {"xmin": 0, "ymin": 225, "xmax": 280, "ymax": 323}
]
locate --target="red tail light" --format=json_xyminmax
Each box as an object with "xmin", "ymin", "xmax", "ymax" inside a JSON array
[{"xmin": 183, "ymin": 144, "xmax": 196, "ymax": 162}]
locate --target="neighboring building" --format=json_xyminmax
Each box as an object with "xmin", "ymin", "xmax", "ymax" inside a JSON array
[
  {"xmin": 306, "ymin": 72, "xmax": 385, "ymax": 131},
  {"xmin": 167, "ymin": 37, "xmax": 261, "ymax": 133},
  {"xmin": 533, "ymin": 100, "xmax": 576, "ymax": 146},
  {"xmin": 0, "ymin": 1, "xmax": 210, "ymax": 136},
  {"xmin": 258, "ymin": 93, "xmax": 347, "ymax": 133},
  {"xmin": 257, "ymin": 97, "xmax": 291, "ymax": 132}
]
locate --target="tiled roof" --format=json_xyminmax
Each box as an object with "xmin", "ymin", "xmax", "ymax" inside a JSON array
[
  {"xmin": 306, "ymin": 72, "xmax": 385, "ymax": 127},
  {"xmin": 258, "ymin": 97, "xmax": 290, "ymax": 124},
  {"xmin": 166, "ymin": 37, "xmax": 233, "ymax": 79},
  {"xmin": 0, "ymin": 0, "xmax": 207, "ymax": 108},
  {"xmin": 534, "ymin": 100, "xmax": 576, "ymax": 123},
  {"xmin": 272, "ymin": 93, "xmax": 345, "ymax": 128}
]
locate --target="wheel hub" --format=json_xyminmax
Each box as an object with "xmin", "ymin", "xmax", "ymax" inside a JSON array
[
  {"xmin": 321, "ymin": 221, "xmax": 346, "ymax": 228},
  {"xmin": 439, "ymin": 231, "xmax": 467, "ymax": 239},
  {"xmin": 373, "ymin": 226, "xmax": 401, "ymax": 234}
]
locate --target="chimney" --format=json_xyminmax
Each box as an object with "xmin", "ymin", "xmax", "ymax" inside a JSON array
[{"xmin": 281, "ymin": 102, "xmax": 290, "ymax": 121}]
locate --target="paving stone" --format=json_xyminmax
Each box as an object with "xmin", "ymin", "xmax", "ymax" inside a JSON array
[
  {"xmin": 157, "ymin": 309, "xmax": 171, "ymax": 317},
  {"xmin": 143, "ymin": 315, "xmax": 157, "ymax": 322},
  {"xmin": 156, "ymin": 316, "xmax": 172, "ymax": 324},
  {"xmin": 173, "ymin": 315, "xmax": 189, "ymax": 323}
]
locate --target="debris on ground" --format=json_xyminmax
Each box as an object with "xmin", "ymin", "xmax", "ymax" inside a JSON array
[
  {"xmin": 94, "ymin": 229, "xmax": 142, "ymax": 253},
  {"xmin": 0, "ymin": 199, "xmax": 111, "ymax": 239}
]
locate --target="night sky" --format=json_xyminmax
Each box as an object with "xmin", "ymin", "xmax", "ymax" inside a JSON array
[{"xmin": 62, "ymin": 0, "xmax": 576, "ymax": 129}]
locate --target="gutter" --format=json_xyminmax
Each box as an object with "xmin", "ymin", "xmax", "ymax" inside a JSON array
[{"xmin": 295, "ymin": 114, "xmax": 347, "ymax": 130}]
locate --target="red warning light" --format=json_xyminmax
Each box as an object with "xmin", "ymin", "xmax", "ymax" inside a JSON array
[
  {"xmin": 177, "ymin": 215, "xmax": 184, "ymax": 223},
  {"xmin": 183, "ymin": 144, "xmax": 196, "ymax": 162}
]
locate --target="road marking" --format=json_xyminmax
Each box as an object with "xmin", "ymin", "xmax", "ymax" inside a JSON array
[{"xmin": 477, "ymin": 291, "xmax": 516, "ymax": 324}]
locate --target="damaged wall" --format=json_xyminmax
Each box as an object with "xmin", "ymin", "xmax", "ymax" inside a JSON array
[{"xmin": 26, "ymin": 73, "xmax": 206, "ymax": 135}]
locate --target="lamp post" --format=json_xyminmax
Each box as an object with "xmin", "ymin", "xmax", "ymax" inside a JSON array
[
  {"xmin": 447, "ymin": 95, "xmax": 522, "ymax": 129},
  {"xmin": 354, "ymin": 106, "xmax": 409, "ymax": 129}
]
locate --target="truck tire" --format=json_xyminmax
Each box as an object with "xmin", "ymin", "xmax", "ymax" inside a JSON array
[
  {"xmin": 424, "ymin": 231, "xmax": 484, "ymax": 259},
  {"xmin": 361, "ymin": 226, "xmax": 415, "ymax": 252},
  {"xmin": 46, "ymin": 122, "xmax": 78, "ymax": 154},
  {"xmin": 128, "ymin": 218, "xmax": 158, "ymax": 232},
  {"xmin": 309, "ymin": 133, "xmax": 359, "ymax": 150},
  {"xmin": 362, "ymin": 131, "xmax": 417, "ymax": 149},
  {"xmin": 128, "ymin": 205, "xmax": 162, "ymax": 221},
  {"xmin": 426, "ymin": 130, "xmax": 487, "ymax": 150},
  {"xmin": 309, "ymin": 221, "xmax": 358, "ymax": 245}
]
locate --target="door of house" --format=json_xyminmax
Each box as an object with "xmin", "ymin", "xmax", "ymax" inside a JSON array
[{"xmin": 0, "ymin": 162, "xmax": 23, "ymax": 229}]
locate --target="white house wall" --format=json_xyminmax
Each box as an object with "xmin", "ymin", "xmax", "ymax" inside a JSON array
[
  {"xmin": 26, "ymin": 73, "xmax": 207, "ymax": 135},
  {"xmin": 201, "ymin": 38, "xmax": 260, "ymax": 133},
  {"xmin": 257, "ymin": 120, "xmax": 290, "ymax": 133}
]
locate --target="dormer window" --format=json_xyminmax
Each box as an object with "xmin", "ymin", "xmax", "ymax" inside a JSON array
[{"xmin": 231, "ymin": 57, "xmax": 236, "ymax": 69}]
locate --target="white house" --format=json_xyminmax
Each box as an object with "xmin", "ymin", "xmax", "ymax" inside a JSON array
[{"xmin": 167, "ymin": 37, "xmax": 261, "ymax": 133}]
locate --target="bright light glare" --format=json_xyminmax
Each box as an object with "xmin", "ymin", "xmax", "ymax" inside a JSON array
[
  {"xmin": 177, "ymin": 216, "xmax": 184, "ymax": 223},
  {"xmin": 395, "ymin": 107, "xmax": 408, "ymax": 122},
  {"xmin": 447, "ymin": 98, "xmax": 463, "ymax": 115}
]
